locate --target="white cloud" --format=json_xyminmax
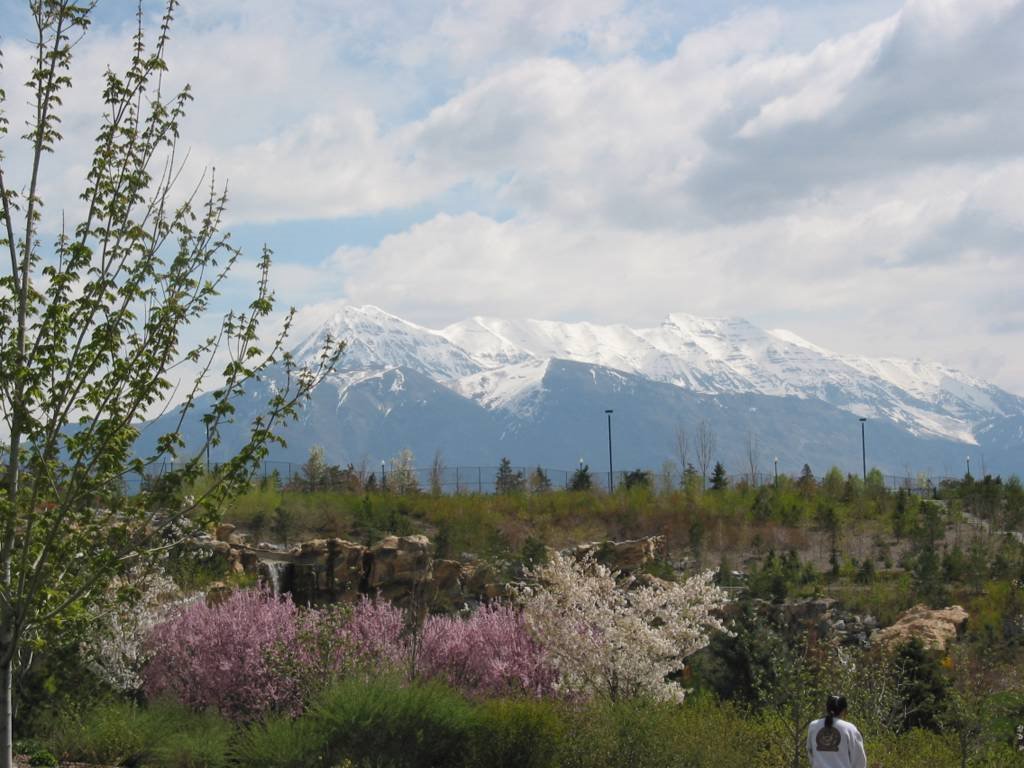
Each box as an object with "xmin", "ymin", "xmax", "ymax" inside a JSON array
[{"xmin": 3, "ymin": 0, "xmax": 1023, "ymax": 394}]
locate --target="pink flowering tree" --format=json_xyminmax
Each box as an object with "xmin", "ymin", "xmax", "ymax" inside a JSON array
[
  {"xmin": 518, "ymin": 553, "xmax": 730, "ymax": 702},
  {"xmin": 143, "ymin": 589, "xmax": 302, "ymax": 722},
  {"xmin": 144, "ymin": 591, "xmax": 562, "ymax": 720},
  {"xmin": 419, "ymin": 604, "xmax": 558, "ymax": 698}
]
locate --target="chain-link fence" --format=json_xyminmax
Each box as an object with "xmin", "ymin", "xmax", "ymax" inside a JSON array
[{"xmin": 127, "ymin": 460, "xmax": 959, "ymax": 497}]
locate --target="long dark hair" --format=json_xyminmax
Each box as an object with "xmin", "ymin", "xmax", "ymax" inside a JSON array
[{"xmin": 825, "ymin": 695, "xmax": 847, "ymax": 728}]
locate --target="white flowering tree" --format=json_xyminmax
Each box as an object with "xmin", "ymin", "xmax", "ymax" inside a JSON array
[
  {"xmin": 80, "ymin": 568, "xmax": 197, "ymax": 695},
  {"xmin": 519, "ymin": 552, "xmax": 729, "ymax": 702}
]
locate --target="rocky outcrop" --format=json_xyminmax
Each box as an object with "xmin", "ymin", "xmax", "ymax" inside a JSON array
[
  {"xmin": 367, "ymin": 535, "xmax": 433, "ymax": 603},
  {"xmin": 871, "ymin": 604, "xmax": 969, "ymax": 651},
  {"xmin": 573, "ymin": 536, "xmax": 666, "ymax": 573},
  {"xmin": 202, "ymin": 532, "xmax": 666, "ymax": 611}
]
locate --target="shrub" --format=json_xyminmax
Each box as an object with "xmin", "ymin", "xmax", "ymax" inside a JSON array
[
  {"xmin": 27, "ymin": 750, "xmax": 58, "ymax": 768},
  {"xmin": 45, "ymin": 700, "xmax": 158, "ymax": 765},
  {"xmin": 146, "ymin": 710, "xmax": 233, "ymax": 768},
  {"xmin": 44, "ymin": 700, "xmax": 225, "ymax": 767},
  {"xmin": 465, "ymin": 698, "xmax": 564, "ymax": 768},
  {"xmin": 231, "ymin": 715, "xmax": 329, "ymax": 768},
  {"xmin": 144, "ymin": 589, "xmax": 301, "ymax": 721},
  {"xmin": 312, "ymin": 676, "xmax": 475, "ymax": 768}
]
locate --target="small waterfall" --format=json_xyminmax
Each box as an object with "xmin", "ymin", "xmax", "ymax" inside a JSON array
[{"xmin": 262, "ymin": 560, "xmax": 287, "ymax": 597}]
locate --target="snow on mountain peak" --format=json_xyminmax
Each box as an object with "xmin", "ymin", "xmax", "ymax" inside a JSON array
[{"xmin": 299, "ymin": 305, "xmax": 1024, "ymax": 445}]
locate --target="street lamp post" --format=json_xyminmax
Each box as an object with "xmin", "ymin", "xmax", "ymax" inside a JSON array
[
  {"xmin": 381, "ymin": 460, "xmax": 386, "ymax": 489},
  {"xmin": 774, "ymin": 456, "xmax": 779, "ymax": 488},
  {"xmin": 605, "ymin": 409, "xmax": 614, "ymax": 493},
  {"xmin": 859, "ymin": 417, "xmax": 867, "ymax": 481},
  {"xmin": 966, "ymin": 456, "xmax": 971, "ymax": 478}
]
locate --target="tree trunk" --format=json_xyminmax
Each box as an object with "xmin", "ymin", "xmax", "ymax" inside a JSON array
[{"xmin": 1, "ymin": 653, "xmax": 12, "ymax": 768}]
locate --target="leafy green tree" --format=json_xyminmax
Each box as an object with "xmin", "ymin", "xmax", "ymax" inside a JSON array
[
  {"xmin": 821, "ymin": 466, "xmax": 845, "ymax": 500},
  {"xmin": 0, "ymin": 3, "xmax": 341, "ymax": 760},
  {"xmin": 495, "ymin": 458, "xmax": 524, "ymax": 495},
  {"xmin": 271, "ymin": 506, "xmax": 297, "ymax": 546},
  {"xmin": 709, "ymin": 462, "xmax": 728, "ymax": 491},
  {"xmin": 528, "ymin": 466, "xmax": 551, "ymax": 493},
  {"xmin": 569, "ymin": 463, "xmax": 592, "ymax": 492},
  {"xmin": 892, "ymin": 489, "xmax": 911, "ymax": 540},
  {"xmin": 301, "ymin": 445, "xmax": 328, "ymax": 491}
]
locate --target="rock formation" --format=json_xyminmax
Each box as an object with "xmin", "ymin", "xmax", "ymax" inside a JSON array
[
  {"xmin": 202, "ymin": 533, "xmax": 666, "ymax": 610},
  {"xmin": 871, "ymin": 604, "xmax": 969, "ymax": 651}
]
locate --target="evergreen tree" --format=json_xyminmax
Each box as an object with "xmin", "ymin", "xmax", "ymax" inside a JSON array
[
  {"xmin": 912, "ymin": 501, "xmax": 947, "ymax": 606},
  {"xmin": 892, "ymin": 489, "xmax": 910, "ymax": 540},
  {"xmin": 710, "ymin": 462, "xmax": 729, "ymax": 490},
  {"xmin": 816, "ymin": 502, "xmax": 842, "ymax": 578},
  {"xmin": 570, "ymin": 464, "xmax": 593, "ymax": 492},
  {"xmin": 797, "ymin": 464, "xmax": 817, "ymax": 498},
  {"xmin": 495, "ymin": 458, "xmax": 525, "ymax": 494},
  {"xmin": 623, "ymin": 468, "xmax": 651, "ymax": 490}
]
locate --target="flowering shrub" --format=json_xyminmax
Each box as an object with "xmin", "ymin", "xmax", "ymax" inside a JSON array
[
  {"xmin": 519, "ymin": 553, "xmax": 729, "ymax": 702},
  {"xmin": 419, "ymin": 604, "xmax": 558, "ymax": 698},
  {"xmin": 81, "ymin": 569, "xmax": 195, "ymax": 694},
  {"xmin": 143, "ymin": 589, "xmax": 302, "ymax": 721}
]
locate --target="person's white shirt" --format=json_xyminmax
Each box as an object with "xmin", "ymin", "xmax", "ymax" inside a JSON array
[{"xmin": 806, "ymin": 716, "xmax": 867, "ymax": 768}]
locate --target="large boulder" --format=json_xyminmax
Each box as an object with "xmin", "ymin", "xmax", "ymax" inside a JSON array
[
  {"xmin": 328, "ymin": 539, "xmax": 367, "ymax": 599},
  {"xmin": 872, "ymin": 604, "xmax": 969, "ymax": 651},
  {"xmin": 367, "ymin": 535, "xmax": 433, "ymax": 603},
  {"xmin": 574, "ymin": 535, "xmax": 665, "ymax": 573},
  {"xmin": 428, "ymin": 559, "xmax": 464, "ymax": 611}
]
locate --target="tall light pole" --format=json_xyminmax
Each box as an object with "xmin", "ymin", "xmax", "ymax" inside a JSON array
[
  {"xmin": 381, "ymin": 459, "xmax": 386, "ymax": 489},
  {"xmin": 774, "ymin": 456, "xmax": 779, "ymax": 488},
  {"xmin": 859, "ymin": 417, "xmax": 867, "ymax": 481},
  {"xmin": 605, "ymin": 409, "xmax": 614, "ymax": 493},
  {"xmin": 966, "ymin": 455, "xmax": 971, "ymax": 478}
]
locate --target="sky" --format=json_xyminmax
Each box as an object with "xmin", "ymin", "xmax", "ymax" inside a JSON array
[{"xmin": 2, "ymin": 0, "xmax": 1023, "ymax": 394}]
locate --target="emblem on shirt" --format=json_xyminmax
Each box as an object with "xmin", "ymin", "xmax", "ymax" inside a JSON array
[{"xmin": 816, "ymin": 725, "xmax": 841, "ymax": 752}]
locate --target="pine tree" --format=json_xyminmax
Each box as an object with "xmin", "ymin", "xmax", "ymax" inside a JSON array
[
  {"xmin": 710, "ymin": 462, "xmax": 729, "ymax": 490},
  {"xmin": 495, "ymin": 458, "xmax": 525, "ymax": 495},
  {"xmin": 570, "ymin": 464, "xmax": 593, "ymax": 492},
  {"xmin": 797, "ymin": 464, "xmax": 817, "ymax": 498}
]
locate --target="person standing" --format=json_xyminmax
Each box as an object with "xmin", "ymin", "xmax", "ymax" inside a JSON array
[{"xmin": 807, "ymin": 694, "xmax": 867, "ymax": 768}]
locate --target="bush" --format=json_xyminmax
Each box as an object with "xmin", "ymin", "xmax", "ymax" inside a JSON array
[
  {"xmin": 231, "ymin": 715, "xmax": 329, "ymax": 768},
  {"xmin": 146, "ymin": 710, "xmax": 233, "ymax": 768},
  {"xmin": 44, "ymin": 700, "xmax": 229, "ymax": 767},
  {"xmin": 45, "ymin": 700, "xmax": 158, "ymax": 765},
  {"xmin": 312, "ymin": 677, "xmax": 475, "ymax": 768},
  {"xmin": 557, "ymin": 699, "xmax": 678, "ymax": 768},
  {"xmin": 27, "ymin": 750, "xmax": 58, "ymax": 768},
  {"xmin": 465, "ymin": 698, "xmax": 564, "ymax": 768}
]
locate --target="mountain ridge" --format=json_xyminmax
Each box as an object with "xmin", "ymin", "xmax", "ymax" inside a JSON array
[{"xmin": 293, "ymin": 304, "xmax": 1022, "ymax": 448}]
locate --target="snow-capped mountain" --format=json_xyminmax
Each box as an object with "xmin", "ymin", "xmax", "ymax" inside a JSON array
[
  {"xmin": 139, "ymin": 305, "xmax": 1023, "ymax": 476},
  {"xmin": 297, "ymin": 305, "xmax": 1022, "ymax": 448}
]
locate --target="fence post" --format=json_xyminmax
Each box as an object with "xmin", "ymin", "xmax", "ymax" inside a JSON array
[
  {"xmin": 456, "ymin": 466, "xmax": 460, "ymax": 494},
  {"xmin": 478, "ymin": 466, "xmax": 482, "ymax": 494}
]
